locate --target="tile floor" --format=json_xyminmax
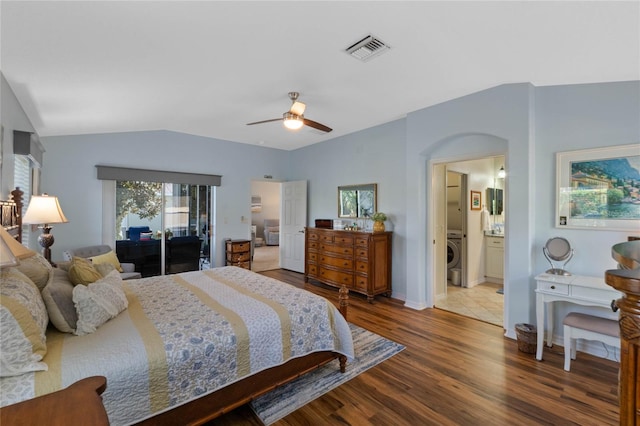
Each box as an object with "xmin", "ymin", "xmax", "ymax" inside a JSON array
[{"xmin": 435, "ymin": 282, "xmax": 504, "ymax": 327}]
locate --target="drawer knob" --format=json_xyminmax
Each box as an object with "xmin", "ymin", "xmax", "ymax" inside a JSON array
[{"xmin": 550, "ymin": 285, "xmax": 555, "ymax": 290}]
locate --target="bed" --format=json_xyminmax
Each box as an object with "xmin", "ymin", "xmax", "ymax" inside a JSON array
[{"xmin": 0, "ymin": 188, "xmax": 354, "ymax": 425}]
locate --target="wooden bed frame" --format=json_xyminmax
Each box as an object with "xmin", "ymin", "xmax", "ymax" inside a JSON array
[{"xmin": 3, "ymin": 188, "xmax": 349, "ymax": 425}]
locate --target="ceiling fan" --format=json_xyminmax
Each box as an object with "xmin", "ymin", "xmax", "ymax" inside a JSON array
[{"xmin": 246, "ymin": 92, "xmax": 332, "ymax": 133}]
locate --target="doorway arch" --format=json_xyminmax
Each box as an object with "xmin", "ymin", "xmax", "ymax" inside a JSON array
[{"xmin": 425, "ymin": 133, "xmax": 508, "ymax": 324}]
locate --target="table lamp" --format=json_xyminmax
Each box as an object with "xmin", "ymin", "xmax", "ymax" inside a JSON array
[{"xmin": 22, "ymin": 194, "xmax": 68, "ymax": 265}]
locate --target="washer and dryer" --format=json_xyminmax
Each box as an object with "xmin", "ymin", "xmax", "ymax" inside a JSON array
[{"xmin": 447, "ymin": 230, "xmax": 462, "ymax": 285}]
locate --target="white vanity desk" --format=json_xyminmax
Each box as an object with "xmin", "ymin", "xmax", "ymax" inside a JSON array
[{"xmin": 534, "ymin": 273, "xmax": 622, "ymax": 361}]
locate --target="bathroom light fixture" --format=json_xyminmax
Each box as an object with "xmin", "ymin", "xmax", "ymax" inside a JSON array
[
  {"xmin": 283, "ymin": 112, "xmax": 304, "ymax": 130},
  {"xmin": 498, "ymin": 166, "xmax": 506, "ymax": 178},
  {"xmin": 22, "ymin": 194, "xmax": 69, "ymax": 264}
]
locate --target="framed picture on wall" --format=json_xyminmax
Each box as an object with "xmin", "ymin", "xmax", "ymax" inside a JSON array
[
  {"xmin": 556, "ymin": 143, "xmax": 640, "ymax": 231},
  {"xmin": 470, "ymin": 190, "xmax": 481, "ymax": 211}
]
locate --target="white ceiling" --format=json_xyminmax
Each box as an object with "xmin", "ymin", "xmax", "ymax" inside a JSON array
[{"xmin": 1, "ymin": 1, "xmax": 639, "ymax": 151}]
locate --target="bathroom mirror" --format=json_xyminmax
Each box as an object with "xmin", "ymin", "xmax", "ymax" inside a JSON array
[
  {"xmin": 338, "ymin": 183, "xmax": 377, "ymax": 218},
  {"xmin": 486, "ymin": 188, "xmax": 503, "ymax": 215}
]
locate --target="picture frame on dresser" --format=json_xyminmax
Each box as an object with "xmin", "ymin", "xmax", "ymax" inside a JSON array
[{"xmin": 556, "ymin": 144, "xmax": 640, "ymax": 231}]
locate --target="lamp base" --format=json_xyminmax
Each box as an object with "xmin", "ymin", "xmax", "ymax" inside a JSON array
[{"xmin": 38, "ymin": 226, "xmax": 55, "ymax": 266}]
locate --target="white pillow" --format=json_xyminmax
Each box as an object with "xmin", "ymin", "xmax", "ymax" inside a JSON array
[
  {"xmin": 0, "ymin": 268, "xmax": 49, "ymax": 377},
  {"xmin": 73, "ymin": 270, "xmax": 128, "ymax": 336}
]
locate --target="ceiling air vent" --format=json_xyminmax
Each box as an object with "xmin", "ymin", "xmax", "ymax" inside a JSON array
[{"xmin": 345, "ymin": 35, "xmax": 390, "ymax": 62}]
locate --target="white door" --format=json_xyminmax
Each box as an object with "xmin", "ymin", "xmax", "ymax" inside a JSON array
[{"xmin": 280, "ymin": 180, "xmax": 307, "ymax": 272}]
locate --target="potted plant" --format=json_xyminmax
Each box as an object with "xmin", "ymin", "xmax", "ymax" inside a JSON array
[{"xmin": 370, "ymin": 212, "xmax": 387, "ymax": 233}]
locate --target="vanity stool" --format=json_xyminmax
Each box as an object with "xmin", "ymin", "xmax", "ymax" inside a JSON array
[{"xmin": 562, "ymin": 312, "xmax": 619, "ymax": 372}]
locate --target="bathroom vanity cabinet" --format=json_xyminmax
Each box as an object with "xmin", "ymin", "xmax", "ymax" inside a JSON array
[{"xmin": 485, "ymin": 236, "xmax": 504, "ymax": 282}]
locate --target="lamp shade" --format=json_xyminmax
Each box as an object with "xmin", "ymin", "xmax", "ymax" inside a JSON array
[{"xmin": 22, "ymin": 194, "xmax": 69, "ymax": 225}]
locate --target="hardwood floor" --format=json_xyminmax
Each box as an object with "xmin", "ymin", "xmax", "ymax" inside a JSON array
[{"xmin": 211, "ymin": 269, "xmax": 619, "ymax": 426}]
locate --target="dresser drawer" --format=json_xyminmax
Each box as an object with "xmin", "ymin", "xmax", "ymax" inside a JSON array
[
  {"xmin": 334, "ymin": 235, "xmax": 354, "ymax": 245},
  {"xmin": 320, "ymin": 255, "xmax": 353, "ymax": 270},
  {"xmin": 307, "ymin": 264, "xmax": 318, "ymax": 276},
  {"xmin": 227, "ymin": 241, "xmax": 250, "ymax": 253},
  {"xmin": 354, "ymin": 275, "xmax": 368, "ymax": 291},
  {"xmin": 486, "ymin": 237, "xmax": 504, "ymax": 248},
  {"xmin": 307, "ymin": 240, "xmax": 318, "ymax": 250},
  {"xmin": 320, "ymin": 243, "xmax": 353, "ymax": 256},
  {"xmin": 537, "ymin": 281, "xmax": 569, "ymax": 295},
  {"xmin": 571, "ymin": 285, "xmax": 620, "ymax": 302},
  {"xmin": 320, "ymin": 233, "xmax": 334, "ymax": 243},
  {"xmin": 355, "ymin": 247, "xmax": 368, "ymax": 258},
  {"xmin": 307, "ymin": 231, "xmax": 319, "ymax": 241},
  {"xmin": 233, "ymin": 261, "xmax": 251, "ymax": 270},
  {"xmin": 355, "ymin": 237, "xmax": 369, "ymax": 247},
  {"xmin": 227, "ymin": 251, "xmax": 250, "ymax": 262},
  {"xmin": 355, "ymin": 260, "xmax": 369, "ymax": 274},
  {"xmin": 319, "ymin": 267, "xmax": 353, "ymax": 286},
  {"xmin": 307, "ymin": 252, "xmax": 318, "ymax": 263}
]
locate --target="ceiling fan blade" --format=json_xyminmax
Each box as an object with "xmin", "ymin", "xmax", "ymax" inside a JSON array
[
  {"xmin": 246, "ymin": 118, "xmax": 283, "ymax": 126},
  {"xmin": 303, "ymin": 118, "xmax": 332, "ymax": 133},
  {"xmin": 289, "ymin": 101, "xmax": 306, "ymax": 116}
]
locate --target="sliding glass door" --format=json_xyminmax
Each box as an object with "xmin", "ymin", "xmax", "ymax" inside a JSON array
[{"xmin": 115, "ymin": 181, "xmax": 212, "ymax": 277}]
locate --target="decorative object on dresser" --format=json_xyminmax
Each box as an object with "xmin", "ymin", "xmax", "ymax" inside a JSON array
[
  {"xmin": 370, "ymin": 211, "xmax": 387, "ymax": 233},
  {"xmin": 606, "ymin": 239, "xmax": 640, "ymax": 425},
  {"xmin": 225, "ymin": 238, "xmax": 252, "ymax": 269},
  {"xmin": 305, "ymin": 227, "xmax": 392, "ymax": 302},
  {"xmin": 21, "ymin": 194, "xmax": 69, "ymax": 265}
]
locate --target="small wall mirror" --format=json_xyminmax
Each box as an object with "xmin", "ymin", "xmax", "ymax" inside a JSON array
[
  {"xmin": 338, "ymin": 183, "xmax": 377, "ymax": 218},
  {"xmin": 486, "ymin": 188, "xmax": 503, "ymax": 215}
]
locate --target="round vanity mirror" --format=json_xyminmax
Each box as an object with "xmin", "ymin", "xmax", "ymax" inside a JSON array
[{"xmin": 543, "ymin": 237, "xmax": 574, "ymax": 275}]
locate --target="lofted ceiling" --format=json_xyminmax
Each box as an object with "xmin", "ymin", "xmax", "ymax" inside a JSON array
[{"xmin": 1, "ymin": 1, "xmax": 638, "ymax": 151}]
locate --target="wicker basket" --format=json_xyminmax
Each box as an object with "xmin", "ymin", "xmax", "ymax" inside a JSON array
[{"xmin": 515, "ymin": 323, "xmax": 537, "ymax": 354}]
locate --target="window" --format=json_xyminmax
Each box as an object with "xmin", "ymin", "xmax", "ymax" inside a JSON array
[{"xmin": 14, "ymin": 155, "xmax": 33, "ymax": 245}]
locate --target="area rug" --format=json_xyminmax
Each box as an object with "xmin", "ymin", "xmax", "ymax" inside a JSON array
[{"xmin": 250, "ymin": 323, "xmax": 405, "ymax": 425}]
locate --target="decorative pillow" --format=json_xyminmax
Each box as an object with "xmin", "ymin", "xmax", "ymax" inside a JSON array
[
  {"xmin": 73, "ymin": 270, "xmax": 128, "ymax": 336},
  {"xmin": 15, "ymin": 253, "xmax": 53, "ymax": 291},
  {"xmin": 94, "ymin": 262, "xmax": 117, "ymax": 277},
  {"xmin": 0, "ymin": 267, "xmax": 48, "ymax": 377},
  {"xmin": 89, "ymin": 250, "xmax": 123, "ymax": 272},
  {"xmin": 139, "ymin": 232, "xmax": 153, "ymax": 241},
  {"xmin": 68, "ymin": 257, "xmax": 102, "ymax": 285},
  {"xmin": 41, "ymin": 268, "xmax": 78, "ymax": 333}
]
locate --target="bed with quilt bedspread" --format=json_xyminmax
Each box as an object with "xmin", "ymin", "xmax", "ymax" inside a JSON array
[{"xmin": 0, "ymin": 263, "xmax": 354, "ymax": 425}]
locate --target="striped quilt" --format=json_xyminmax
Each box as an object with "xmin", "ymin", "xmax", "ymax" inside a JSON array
[{"xmin": 0, "ymin": 266, "xmax": 354, "ymax": 425}]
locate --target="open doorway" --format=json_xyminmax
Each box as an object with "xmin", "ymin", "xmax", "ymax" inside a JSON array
[
  {"xmin": 433, "ymin": 156, "xmax": 505, "ymax": 327},
  {"xmin": 250, "ymin": 180, "xmax": 281, "ymax": 272}
]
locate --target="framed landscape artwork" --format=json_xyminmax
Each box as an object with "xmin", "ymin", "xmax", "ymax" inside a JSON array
[
  {"xmin": 556, "ymin": 144, "xmax": 640, "ymax": 231},
  {"xmin": 470, "ymin": 191, "xmax": 481, "ymax": 211}
]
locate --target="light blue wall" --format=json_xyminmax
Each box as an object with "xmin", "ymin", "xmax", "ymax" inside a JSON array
[
  {"xmin": 290, "ymin": 119, "xmax": 407, "ymax": 298},
  {"xmin": 39, "ymin": 130, "xmax": 290, "ymax": 267}
]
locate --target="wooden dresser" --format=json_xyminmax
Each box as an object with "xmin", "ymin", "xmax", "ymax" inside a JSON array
[
  {"xmin": 304, "ymin": 227, "xmax": 392, "ymax": 302},
  {"xmin": 225, "ymin": 239, "xmax": 251, "ymax": 270},
  {"xmin": 606, "ymin": 239, "xmax": 640, "ymax": 425}
]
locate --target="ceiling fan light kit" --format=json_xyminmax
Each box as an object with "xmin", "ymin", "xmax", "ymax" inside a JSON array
[
  {"xmin": 246, "ymin": 92, "xmax": 332, "ymax": 133},
  {"xmin": 283, "ymin": 112, "xmax": 304, "ymax": 130}
]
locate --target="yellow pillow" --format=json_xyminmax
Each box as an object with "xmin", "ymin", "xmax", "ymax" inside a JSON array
[
  {"xmin": 89, "ymin": 250, "xmax": 123, "ymax": 273},
  {"xmin": 68, "ymin": 257, "xmax": 102, "ymax": 285}
]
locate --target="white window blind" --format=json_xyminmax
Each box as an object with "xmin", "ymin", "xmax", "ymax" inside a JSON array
[{"xmin": 14, "ymin": 155, "xmax": 31, "ymax": 245}]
